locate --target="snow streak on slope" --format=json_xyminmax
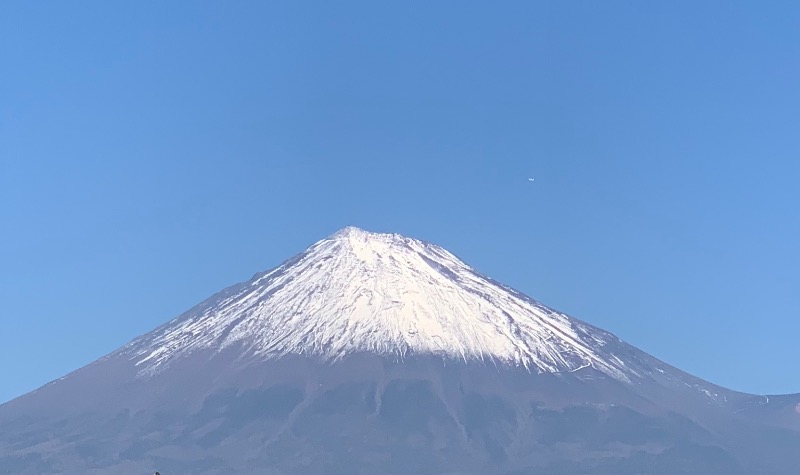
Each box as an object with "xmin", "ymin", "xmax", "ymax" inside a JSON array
[{"xmin": 122, "ymin": 227, "xmax": 633, "ymax": 380}]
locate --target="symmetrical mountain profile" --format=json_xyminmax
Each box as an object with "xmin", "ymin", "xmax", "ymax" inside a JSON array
[{"xmin": 1, "ymin": 226, "xmax": 798, "ymax": 474}]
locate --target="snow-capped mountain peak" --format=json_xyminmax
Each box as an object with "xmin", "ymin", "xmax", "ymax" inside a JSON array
[{"xmin": 123, "ymin": 227, "xmax": 633, "ymax": 380}]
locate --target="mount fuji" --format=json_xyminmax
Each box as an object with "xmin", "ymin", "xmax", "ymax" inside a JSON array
[{"xmin": 1, "ymin": 227, "xmax": 798, "ymax": 474}]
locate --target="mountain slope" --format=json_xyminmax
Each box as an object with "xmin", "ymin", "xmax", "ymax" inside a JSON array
[
  {"xmin": 1, "ymin": 227, "xmax": 798, "ymax": 475},
  {"xmin": 122, "ymin": 226, "xmax": 634, "ymax": 379}
]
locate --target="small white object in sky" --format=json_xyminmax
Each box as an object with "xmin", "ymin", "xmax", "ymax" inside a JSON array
[{"xmin": 528, "ymin": 178, "xmax": 535, "ymax": 182}]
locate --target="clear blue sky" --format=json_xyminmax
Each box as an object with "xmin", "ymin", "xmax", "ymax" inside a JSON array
[{"xmin": 2, "ymin": 1, "xmax": 798, "ymax": 404}]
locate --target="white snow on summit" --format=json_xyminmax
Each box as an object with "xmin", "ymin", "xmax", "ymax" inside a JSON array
[{"xmin": 123, "ymin": 226, "xmax": 634, "ymax": 380}]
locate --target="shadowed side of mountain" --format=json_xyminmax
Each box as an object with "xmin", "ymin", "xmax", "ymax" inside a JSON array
[{"xmin": 3, "ymin": 354, "xmax": 799, "ymax": 474}]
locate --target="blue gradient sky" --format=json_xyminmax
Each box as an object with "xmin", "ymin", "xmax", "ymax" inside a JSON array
[{"xmin": 2, "ymin": 1, "xmax": 799, "ymax": 404}]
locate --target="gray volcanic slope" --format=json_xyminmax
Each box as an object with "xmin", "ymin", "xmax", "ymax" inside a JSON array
[{"xmin": 1, "ymin": 227, "xmax": 799, "ymax": 475}]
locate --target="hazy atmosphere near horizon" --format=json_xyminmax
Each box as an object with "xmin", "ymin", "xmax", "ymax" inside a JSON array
[{"xmin": 2, "ymin": 0, "xmax": 799, "ymax": 408}]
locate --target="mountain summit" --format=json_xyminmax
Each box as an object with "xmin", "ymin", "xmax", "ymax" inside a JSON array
[
  {"xmin": 123, "ymin": 226, "xmax": 629, "ymax": 380},
  {"xmin": 2, "ymin": 227, "xmax": 799, "ymax": 475}
]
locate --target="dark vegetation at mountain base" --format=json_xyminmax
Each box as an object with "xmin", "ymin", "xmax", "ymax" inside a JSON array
[{"xmin": 1, "ymin": 359, "xmax": 799, "ymax": 474}]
